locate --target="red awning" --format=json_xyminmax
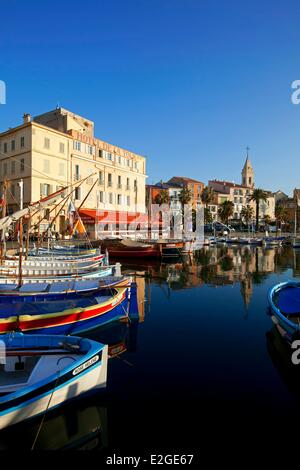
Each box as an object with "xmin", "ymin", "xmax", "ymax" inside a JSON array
[{"xmin": 78, "ymin": 209, "xmax": 148, "ymax": 225}]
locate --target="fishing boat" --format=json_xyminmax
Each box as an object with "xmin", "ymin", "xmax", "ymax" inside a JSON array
[
  {"xmin": 0, "ymin": 286, "xmax": 129, "ymax": 335},
  {"xmin": 100, "ymin": 239, "xmax": 160, "ymax": 258},
  {"xmin": 0, "ymin": 265, "xmax": 114, "ymax": 284},
  {"xmin": 0, "ymin": 255, "xmax": 105, "ymax": 277},
  {"xmin": 262, "ymin": 237, "xmax": 281, "ymax": 248},
  {"xmin": 268, "ymin": 281, "xmax": 300, "ymax": 342},
  {"xmin": 226, "ymin": 237, "xmax": 239, "ymax": 244},
  {"xmin": 0, "ymin": 333, "xmax": 108, "ymax": 430},
  {"xmin": 0, "ymin": 275, "xmax": 132, "ymax": 299}
]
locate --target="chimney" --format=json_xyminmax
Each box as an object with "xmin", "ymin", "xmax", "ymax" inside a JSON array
[{"xmin": 23, "ymin": 113, "xmax": 31, "ymax": 124}]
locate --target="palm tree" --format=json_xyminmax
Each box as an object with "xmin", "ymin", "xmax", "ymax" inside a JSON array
[
  {"xmin": 154, "ymin": 190, "xmax": 169, "ymax": 205},
  {"xmin": 241, "ymin": 205, "xmax": 254, "ymax": 230},
  {"xmin": 275, "ymin": 206, "xmax": 289, "ymax": 232},
  {"xmin": 249, "ymin": 189, "xmax": 268, "ymax": 231},
  {"xmin": 204, "ymin": 207, "xmax": 213, "ymax": 224},
  {"xmin": 178, "ymin": 187, "xmax": 192, "ymax": 225},
  {"xmin": 218, "ymin": 200, "xmax": 234, "ymax": 225},
  {"xmin": 201, "ymin": 186, "xmax": 215, "ymax": 208}
]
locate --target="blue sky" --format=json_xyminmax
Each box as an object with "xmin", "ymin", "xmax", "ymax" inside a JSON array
[{"xmin": 0, "ymin": 0, "xmax": 300, "ymax": 194}]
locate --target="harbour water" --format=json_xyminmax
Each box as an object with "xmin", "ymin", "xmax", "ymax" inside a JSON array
[{"xmin": 1, "ymin": 245, "xmax": 300, "ymax": 452}]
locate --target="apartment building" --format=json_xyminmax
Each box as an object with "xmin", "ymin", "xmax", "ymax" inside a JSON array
[{"xmin": 0, "ymin": 108, "xmax": 147, "ymax": 236}]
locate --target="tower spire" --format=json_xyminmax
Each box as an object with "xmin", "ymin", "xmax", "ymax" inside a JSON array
[{"xmin": 241, "ymin": 146, "xmax": 254, "ymax": 188}]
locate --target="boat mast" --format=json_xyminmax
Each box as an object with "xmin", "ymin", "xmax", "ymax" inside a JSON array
[
  {"xmin": 0, "ymin": 179, "xmax": 8, "ymax": 265},
  {"xmin": 18, "ymin": 179, "xmax": 24, "ymax": 286}
]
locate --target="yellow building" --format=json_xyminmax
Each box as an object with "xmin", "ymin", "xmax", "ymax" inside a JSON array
[{"xmin": 0, "ymin": 108, "xmax": 147, "ymax": 236}]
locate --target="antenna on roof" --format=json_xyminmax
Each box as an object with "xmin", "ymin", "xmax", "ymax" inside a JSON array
[{"xmin": 56, "ymin": 102, "xmax": 60, "ymax": 110}]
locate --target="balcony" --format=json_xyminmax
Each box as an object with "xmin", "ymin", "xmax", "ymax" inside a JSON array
[
  {"xmin": 98, "ymin": 179, "xmax": 104, "ymax": 185},
  {"xmin": 73, "ymin": 174, "xmax": 81, "ymax": 181},
  {"xmin": 117, "ymin": 183, "xmax": 122, "ymax": 189},
  {"xmin": 107, "ymin": 181, "xmax": 113, "ymax": 187},
  {"xmin": 126, "ymin": 185, "xmax": 130, "ymax": 191}
]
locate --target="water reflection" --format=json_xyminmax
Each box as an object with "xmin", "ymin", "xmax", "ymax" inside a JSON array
[{"xmin": 1, "ymin": 247, "xmax": 300, "ymax": 450}]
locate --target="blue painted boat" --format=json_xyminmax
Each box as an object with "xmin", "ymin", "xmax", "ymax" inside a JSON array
[
  {"xmin": 0, "ymin": 276, "xmax": 131, "ymax": 300},
  {"xmin": 0, "ymin": 333, "xmax": 108, "ymax": 430},
  {"xmin": 0, "ymin": 287, "xmax": 130, "ymax": 335},
  {"xmin": 268, "ymin": 281, "xmax": 300, "ymax": 341}
]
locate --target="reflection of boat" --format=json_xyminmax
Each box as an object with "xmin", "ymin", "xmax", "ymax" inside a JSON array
[
  {"xmin": 266, "ymin": 325, "xmax": 300, "ymax": 401},
  {"xmin": 0, "ymin": 287, "xmax": 129, "ymax": 335},
  {"xmin": 0, "ymin": 398, "xmax": 107, "ymax": 450},
  {"xmin": 268, "ymin": 281, "xmax": 300, "ymax": 341},
  {"xmin": 0, "ymin": 333, "xmax": 108, "ymax": 430}
]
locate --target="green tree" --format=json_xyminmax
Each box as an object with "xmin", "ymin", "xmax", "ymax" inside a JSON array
[
  {"xmin": 218, "ymin": 200, "xmax": 234, "ymax": 225},
  {"xmin": 201, "ymin": 186, "xmax": 215, "ymax": 208},
  {"xmin": 154, "ymin": 190, "xmax": 169, "ymax": 205},
  {"xmin": 178, "ymin": 187, "xmax": 192, "ymax": 225},
  {"xmin": 204, "ymin": 207, "xmax": 213, "ymax": 224},
  {"xmin": 249, "ymin": 189, "xmax": 268, "ymax": 231},
  {"xmin": 275, "ymin": 206, "xmax": 289, "ymax": 232},
  {"xmin": 241, "ymin": 205, "xmax": 254, "ymax": 229}
]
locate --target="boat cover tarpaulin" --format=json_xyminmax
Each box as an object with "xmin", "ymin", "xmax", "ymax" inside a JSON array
[{"xmin": 277, "ymin": 285, "xmax": 300, "ymax": 315}]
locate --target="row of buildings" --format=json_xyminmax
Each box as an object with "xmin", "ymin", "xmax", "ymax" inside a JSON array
[{"xmin": 0, "ymin": 106, "xmax": 298, "ymax": 236}]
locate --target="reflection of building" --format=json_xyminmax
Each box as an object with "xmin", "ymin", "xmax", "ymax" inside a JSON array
[{"xmin": 240, "ymin": 276, "xmax": 253, "ymax": 308}]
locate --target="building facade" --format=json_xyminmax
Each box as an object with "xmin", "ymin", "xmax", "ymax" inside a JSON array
[{"xmin": 0, "ymin": 108, "xmax": 147, "ymax": 236}]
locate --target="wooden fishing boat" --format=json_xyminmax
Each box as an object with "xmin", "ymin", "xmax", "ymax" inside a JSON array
[
  {"xmin": 268, "ymin": 281, "xmax": 300, "ymax": 342},
  {"xmin": 100, "ymin": 239, "xmax": 160, "ymax": 258},
  {"xmin": 0, "ymin": 333, "xmax": 108, "ymax": 430},
  {"xmin": 0, "ymin": 265, "xmax": 114, "ymax": 284},
  {"xmin": 0, "ymin": 286, "xmax": 129, "ymax": 335},
  {"xmin": 0, "ymin": 275, "xmax": 132, "ymax": 299}
]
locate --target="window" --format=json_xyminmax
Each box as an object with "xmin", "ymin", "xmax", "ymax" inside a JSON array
[
  {"xmin": 118, "ymin": 175, "xmax": 122, "ymax": 188},
  {"xmin": 126, "ymin": 177, "xmax": 130, "ymax": 190},
  {"xmin": 75, "ymin": 187, "xmax": 81, "ymax": 200},
  {"xmin": 3, "ymin": 143, "xmax": 7, "ymax": 153},
  {"xmin": 106, "ymin": 152, "xmax": 112, "ymax": 161},
  {"xmin": 74, "ymin": 164, "xmax": 80, "ymax": 180},
  {"xmin": 234, "ymin": 197, "xmax": 238, "ymax": 203},
  {"xmin": 20, "ymin": 158, "xmax": 25, "ymax": 172},
  {"xmin": 108, "ymin": 173, "xmax": 112, "ymax": 187},
  {"xmin": 59, "ymin": 143, "xmax": 65, "ymax": 154},
  {"xmin": 99, "ymin": 191, "xmax": 104, "ymax": 203},
  {"xmin": 20, "ymin": 136, "xmax": 25, "ymax": 148},
  {"xmin": 127, "ymin": 196, "xmax": 130, "ymax": 206},
  {"xmin": 11, "ymin": 140, "xmax": 15, "ymax": 151},
  {"xmin": 87, "ymin": 145, "xmax": 94, "ymax": 155},
  {"xmin": 99, "ymin": 171, "xmax": 104, "ymax": 184},
  {"xmin": 73, "ymin": 141, "xmax": 81, "ymax": 151},
  {"xmin": 239, "ymin": 197, "xmax": 243, "ymax": 204},
  {"xmin": 109, "ymin": 193, "xmax": 113, "ymax": 204},
  {"xmin": 99, "ymin": 149, "xmax": 103, "ymax": 158},
  {"xmin": 41, "ymin": 183, "xmax": 51, "ymax": 197},
  {"xmin": 11, "ymin": 161, "xmax": 15, "ymax": 174},
  {"xmin": 117, "ymin": 194, "xmax": 122, "ymax": 205},
  {"xmin": 43, "ymin": 159, "xmax": 50, "ymax": 174},
  {"xmin": 134, "ymin": 179, "xmax": 137, "ymax": 191},
  {"xmin": 127, "ymin": 159, "xmax": 130, "ymax": 167},
  {"xmin": 135, "ymin": 162, "xmax": 138, "ymax": 170},
  {"xmin": 249, "ymin": 177, "xmax": 252, "ymax": 185},
  {"xmin": 118, "ymin": 156, "xmax": 121, "ymax": 164},
  {"xmin": 59, "ymin": 163, "xmax": 65, "ymax": 176},
  {"xmin": 44, "ymin": 138, "xmax": 50, "ymax": 149}
]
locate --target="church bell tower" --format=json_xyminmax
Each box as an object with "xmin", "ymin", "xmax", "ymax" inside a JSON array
[{"xmin": 241, "ymin": 146, "xmax": 254, "ymax": 188}]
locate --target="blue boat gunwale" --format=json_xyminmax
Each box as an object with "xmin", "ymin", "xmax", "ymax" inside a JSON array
[
  {"xmin": 0, "ymin": 333, "xmax": 105, "ymax": 406},
  {"xmin": 268, "ymin": 281, "xmax": 300, "ymax": 331}
]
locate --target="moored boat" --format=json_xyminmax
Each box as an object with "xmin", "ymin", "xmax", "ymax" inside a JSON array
[
  {"xmin": 0, "ymin": 333, "xmax": 108, "ymax": 430},
  {"xmin": 0, "ymin": 286, "xmax": 130, "ymax": 335}
]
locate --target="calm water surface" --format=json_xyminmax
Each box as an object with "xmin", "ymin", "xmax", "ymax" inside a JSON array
[{"xmin": 1, "ymin": 245, "xmax": 300, "ymax": 452}]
